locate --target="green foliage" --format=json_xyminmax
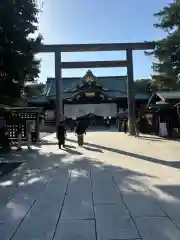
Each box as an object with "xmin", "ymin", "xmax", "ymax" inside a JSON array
[
  {"xmin": 24, "ymin": 83, "xmax": 45, "ymax": 98},
  {"xmin": 0, "ymin": 0, "xmax": 42, "ymax": 104},
  {"xmin": 151, "ymin": 74, "xmax": 180, "ymax": 90},
  {"xmin": 153, "ymin": 0, "xmax": 180, "ymax": 30},
  {"xmin": 135, "ymin": 78, "xmax": 151, "ymax": 92},
  {"xmin": 148, "ymin": 0, "xmax": 180, "ymax": 87}
]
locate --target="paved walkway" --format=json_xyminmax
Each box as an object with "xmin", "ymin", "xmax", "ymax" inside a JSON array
[{"xmin": 1, "ymin": 131, "xmax": 180, "ymax": 239}]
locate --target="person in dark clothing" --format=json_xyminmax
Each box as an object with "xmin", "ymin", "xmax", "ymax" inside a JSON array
[
  {"xmin": 82, "ymin": 121, "xmax": 87, "ymax": 135},
  {"xmin": 70, "ymin": 119, "xmax": 74, "ymax": 132},
  {"xmin": 57, "ymin": 121, "xmax": 66, "ymax": 149},
  {"xmin": 17, "ymin": 125, "xmax": 22, "ymax": 151},
  {"xmin": 123, "ymin": 119, "xmax": 128, "ymax": 134},
  {"xmin": 70, "ymin": 126, "xmax": 74, "ymax": 132},
  {"xmin": 75, "ymin": 122, "xmax": 86, "ymax": 146},
  {"xmin": 117, "ymin": 120, "xmax": 122, "ymax": 132},
  {"xmin": 0, "ymin": 125, "xmax": 10, "ymax": 152}
]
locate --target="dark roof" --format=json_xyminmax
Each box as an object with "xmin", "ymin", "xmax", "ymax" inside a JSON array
[
  {"xmin": 26, "ymin": 95, "xmax": 49, "ymax": 104},
  {"xmin": 27, "ymin": 70, "xmax": 150, "ymax": 103},
  {"xmin": 45, "ymin": 76, "xmax": 127, "ymax": 96},
  {"xmin": 42, "ymin": 70, "xmax": 129, "ymax": 100},
  {"xmin": 156, "ymin": 91, "xmax": 180, "ymax": 101},
  {"xmin": 0, "ymin": 106, "xmax": 43, "ymax": 113}
]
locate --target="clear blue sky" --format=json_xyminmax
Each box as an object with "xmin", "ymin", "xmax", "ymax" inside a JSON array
[{"xmin": 37, "ymin": 0, "xmax": 168, "ymax": 82}]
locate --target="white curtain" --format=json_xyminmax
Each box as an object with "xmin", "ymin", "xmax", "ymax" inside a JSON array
[{"xmin": 64, "ymin": 103, "xmax": 117, "ymax": 118}]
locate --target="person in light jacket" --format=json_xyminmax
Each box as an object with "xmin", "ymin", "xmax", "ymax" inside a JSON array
[
  {"xmin": 134, "ymin": 118, "xmax": 140, "ymax": 138},
  {"xmin": 75, "ymin": 121, "xmax": 86, "ymax": 146}
]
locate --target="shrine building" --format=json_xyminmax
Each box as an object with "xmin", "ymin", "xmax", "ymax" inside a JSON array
[{"xmin": 27, "ymin": 70, "xmax": 149, "ymax": 123}]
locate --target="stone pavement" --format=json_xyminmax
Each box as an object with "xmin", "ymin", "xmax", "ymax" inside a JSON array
[{"xmin": 1, "ymin": 130, "xmax": 180, "ymax": 239}]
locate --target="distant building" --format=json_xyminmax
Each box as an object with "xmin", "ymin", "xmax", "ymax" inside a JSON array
[{"xmin": 141, "ymin": 90, "xmax": 180, "ymax": 137}]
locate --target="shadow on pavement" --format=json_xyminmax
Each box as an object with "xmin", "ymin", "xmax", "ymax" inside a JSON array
[
  {"xmin": 66, "ymin": 138, "xmax": 180, "ymax": 170},
  {"xmin": 1, "ymin": 147, "xmax": 180, "ymax": 239},
  {"xmin": 0, "ymin": 162, "xmax": 22, "ymax": 180},
  {"xmin": 39, "ymin": 139, "xmax": 76, "ymax": 148},
  {"xmin": 0, "ymin": 145, "xmax": 180, "ymax": 239},
  {"xmin": 83, "ymin": 146, "xmax": 103, "ymax": 153},
  {"xmin": 139, "ymin": 136, "xmax": 164, "ymax": 142},
  {"xmin": 64, "ymin": 147, "xmax": 82, "ymax": 155},
  {"xmin": 64, "ymin": 144, "xmax": 76, "ymax": 149}
]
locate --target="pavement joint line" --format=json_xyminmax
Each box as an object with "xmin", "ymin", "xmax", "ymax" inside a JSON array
[
  {"xmin": 90, "ymin": 158, "xmax": 98, "ymax": 240},
  {"xmin": 108, "ymin": 238, "xmax": 142, "ymax": 240},
  {"xmin": 151, "ymin": 192, "xmax": 180, "ymax": 232},
  {"xmin": 52, "ymin": 170, "xmax": 72, "ymax": 240},
  {"xmin": 9, "ymin": 173, "xmax": 53, "ymax": 240},
  {"xmin": 60, "ymin": 218, "xmax": 95, "ymax": 222},
  {"xmin": 134, "ymin": 215, "xmax": 170, "ymax": 219},
  {"xmin": 157, "ymin": 207, "xmax": 180, "ymax": 232},
  {"xmin": 133, "ymin": 178, "xmax": 180, "ymax": 233},
  {"xmin": 112, "ymin": 175, "xmax": 142, "ymax": 240},
  {"xmin": 94, "ymin": 202, "xmax": 118, "ymax": 205}
]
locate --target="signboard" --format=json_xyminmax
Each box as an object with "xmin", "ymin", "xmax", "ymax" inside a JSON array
[{"xmin": 85, "ymin": 92, "xmax": 95, "ymax": 97}]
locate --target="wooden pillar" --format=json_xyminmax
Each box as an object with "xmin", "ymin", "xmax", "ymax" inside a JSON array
[
  {"xmin": 55, "ymin": 51, "xmax": 63, "ymax": 127},
  {"xmin": 126, "ymin": 48, "xmax": 136, "ymax": 135}
]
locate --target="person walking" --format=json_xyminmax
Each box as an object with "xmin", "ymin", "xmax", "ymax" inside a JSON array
[
  {"xmin": 118, "ymin": 120, "xmax": 122, "ymax": 132},
  {"xmin": 0, "ymin": 125, "xmax": 10, "ymax": 152},
  {"xmin": 26, "ymin": 121, "xmax": 32, "ymax": 150},
  {"xmin": 70, "ymin": 119, "xmax": 74, "ymax": 132},
  {"xmin": 17, "ymin": 125, "xmax": 22, "ymax": 151},
  {"xmin": 75, "ymin": 121, "xmax": 86, "ymax": 147},
  {"xmin": 134, "ymin": 118, "xmax": 140, "ymax": 138},
  {"xmin": 123, "ymin": 119, "xmax": 128, "ymax": 134},
  {"xmin": 57, "ymin": 121, "xmax": 66, "ymax": 149}
]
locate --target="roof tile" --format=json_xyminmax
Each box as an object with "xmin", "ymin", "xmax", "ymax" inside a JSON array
[
  {"xmin": 157, "ymin": 91, "xmax": 180, "ymax": 100},
  {"xmin": 46, "ymin": 75, "xmax": 127, "ymax": 96}
]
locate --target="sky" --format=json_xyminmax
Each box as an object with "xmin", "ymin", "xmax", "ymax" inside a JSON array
[{"xmin": 37, "ymin": 0, "xmax": 169, "ymax": 82}]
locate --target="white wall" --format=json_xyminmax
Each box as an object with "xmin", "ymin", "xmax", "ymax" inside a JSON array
[{"xmin": 64, "ymin": 103, "xmax": 117, "ymax": 118}]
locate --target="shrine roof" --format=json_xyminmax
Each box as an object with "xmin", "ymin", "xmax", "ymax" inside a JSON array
[
  {"xmin": 1, "ymin": 106, "xmax": 43, "ymax": 113},
  {"xmin": 156, "ymin": 90, "xmax": 180, "ymax": 101},
  {"xmin": 45, "ymin": 92, "xmax": 149, "ymax": 100},
  {"xmin": 27, "ymin": 70, "xmax": 150, "ymax": 103},
  {"xmin": 44, "ymin": 70, "xmax": 127, "ymax": 96},
  {"xmin": 26, "ymin": 95, "xmax": 49, "ymax": 104}
]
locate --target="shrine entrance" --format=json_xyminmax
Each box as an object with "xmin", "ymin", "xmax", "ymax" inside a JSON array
[
  {"xmin": 64, "ymin": 103, "xmax": 117, "ymax": 119},
  {"xmin": 40, "ymin": 42, "xmax": 155, "ymax": 135}
]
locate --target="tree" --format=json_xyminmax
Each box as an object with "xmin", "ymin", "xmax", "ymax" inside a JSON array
[
  {"xmin": 135, "ymin": 78, "xmax": 151, "ymax": 93},
  {"xmin": 0, "ymin": 0, "xmax": 42, "ymax": 104},
  {"xmin": 151, "ymin": 74, "xmax": 180, "ymax": 90},
  {"xmin": 24, "ymin": 83, "xmax": 45, "ymax": 98},
  {"xmin": 147, "ymin": 0, "xmax": 180, "ymax": 87}
]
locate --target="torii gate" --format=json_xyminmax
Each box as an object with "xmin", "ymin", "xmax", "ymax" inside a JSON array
[{"xmin": 40, "ymin": 42, "xmax": 155, "ymax": 135}]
